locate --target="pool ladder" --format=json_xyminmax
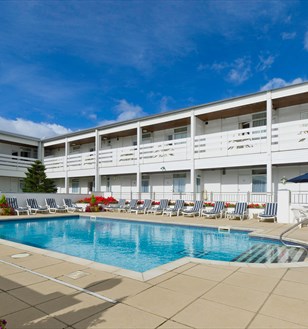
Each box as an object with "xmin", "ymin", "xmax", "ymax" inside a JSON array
[{"xmin": 279, "ymin": 216, "xmax": 308, "ymax": 258}]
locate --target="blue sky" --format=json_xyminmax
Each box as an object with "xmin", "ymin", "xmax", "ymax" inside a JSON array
[{"xmin": 0, "ymin": 0, "xmax": 307, "ymax": 138}]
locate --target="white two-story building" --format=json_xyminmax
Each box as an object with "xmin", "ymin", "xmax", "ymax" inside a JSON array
[
  {"xmin": 2, "ymin": 83, "xmax": 308, "ymax": 203},
  {"xmin": 0, "ymin": 131, "xmax": 41, "ymax": 192}
]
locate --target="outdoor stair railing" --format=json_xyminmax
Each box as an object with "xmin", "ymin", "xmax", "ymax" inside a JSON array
[{"xmin": 279, "ymin": 213, "xmax": 308, "ymax": 258}]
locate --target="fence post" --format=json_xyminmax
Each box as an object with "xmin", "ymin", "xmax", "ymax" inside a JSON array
[
  {"xmin": 247, "ymin": 191, "xmax": 250, "ymax": 203},
  {"xmin": 277, "ymin": 189, "xmax": 291, "ymax": 223}
]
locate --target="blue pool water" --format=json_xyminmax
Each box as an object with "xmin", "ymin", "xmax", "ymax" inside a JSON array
[{"xmin": 0, "ymin": 216, "xmax": 283, "ymax": 272}]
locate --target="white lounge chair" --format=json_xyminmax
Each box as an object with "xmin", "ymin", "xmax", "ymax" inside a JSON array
[
  {"xmin": 258, "ymin": 202, "xmax": 277, "ymax": 222},
  {"xmin": 109, "ymin": 199, "xmax": 128, "ymax": 212},
  {"xmin": 162, "ymin": 199, "xmax": 185, "ymax": 217},
  {"xmin": 130, "ymin": 199, "xmax": 152, "ymax": 214},
  {"xmin": 63, "ymin": 199, "xmax": 83, "ymax": 213},
  {"xmin": 7, "ymin": 197, "xmax": 29, "ymax": 216},
  {"xmin": 226, "ymin": 202, "xmax": 248, "ymax": 220},
  {"xmin": 45, "ymin": 198, "xmax": 67, "ymax": 213},
  {"xmin": 26, "ymin": 198, "xmax": 49, "ymax": 214},
  {"xmin": 147, "ymin": 199, "xmax": 169, "ymax": 215},
  {"xmin": 182, "ymin": 200, "xmax": 203, "ymax": 217},
  {"xmin": 202, "ymin": 201, "xmax": 225, "ymax": 219},
  {"xmin": 126, "ymin": 199, "xmax": 139, "ymax": 213}
]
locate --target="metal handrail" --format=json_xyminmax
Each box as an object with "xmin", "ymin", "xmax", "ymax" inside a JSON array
[{"xmin": 279, "ymin": 214, "xmax": 308, "ymax": 258}]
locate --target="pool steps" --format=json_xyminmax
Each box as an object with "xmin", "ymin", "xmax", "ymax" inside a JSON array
[{"xmin": 233, "ymin": 244, "xmax": 306, "ymax": 263}]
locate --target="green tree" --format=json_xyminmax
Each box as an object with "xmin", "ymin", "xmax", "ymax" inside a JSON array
[{"xmin": 22, "ymin": 160, "xmax": 57, "ymax": 193}]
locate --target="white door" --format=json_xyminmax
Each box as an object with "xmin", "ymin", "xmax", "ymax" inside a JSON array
[{"xmin": 238, "ymin": 175, "xmax": 251, "ymax": 192}]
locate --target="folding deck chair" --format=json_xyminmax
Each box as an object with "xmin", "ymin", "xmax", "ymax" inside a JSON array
[
  {"xmin": 182, "ymin": 200, "xmax": 203, "ymax": 217},
  {"xmin": 63, "ymin": 199, "xmax": 83, "ymax": 213},
  {"xmin": 162, "ymin": 199, "xmax": 185, "ymax": 217},
  {"xmin": 6, "ymin": 197, "xmax": 29, "ymax": 216},
  {"xmin": 201, "ymin": 201, "xmax": 225, "ymax": 219},
  {"xmin": 130, "ymin": 199, "xmax": 152, "ymax": 214},
  {"xmin": 226, "ymin": 202, "xmax": 248, "ymax": 221},
  {"xmin": 147, "ymin": 199, "xmax": 169, "ymax": 215},
  {"xmin": 258, "ymin": 202, "xmax": 278, "ymax": 222},
  {"xmin": 26, "ymin": 198, "xmax": 49, "ymax": 214},
  {"xmin": 126, "ymin": 199, "xmax": 139, "ymax": 213},
  {"xmin": 45, "ymin": 198, "xmax": 67, "ymax": 213}
]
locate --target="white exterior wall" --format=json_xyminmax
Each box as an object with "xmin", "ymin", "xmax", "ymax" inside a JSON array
[
  {"xmin": 278, "ymin": 103, "xmax": 308, "ymax": 123},
  {"xmin": 3, "ymin": 82, "xmax": 307, "ymax": 196},
  {"xmin": 0, "ymin": 177, "xmax": 22, "ymax": 193}
]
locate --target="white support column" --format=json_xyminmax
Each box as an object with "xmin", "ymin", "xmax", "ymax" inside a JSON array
[
  {"xmin": 64, "ymin": 138, "xmax": 69, "ymax": 194},
  {"xmin": 277, "ymin": 189, "xmax": 291, "ymax": 223},
  {"xmin": 94, "ymin": 129, "xmax": 101, "ymax": 192},
  {"xmin": 38, "ymin": 141, "xmax": 43, "ymax": 161},
  {"xmin": 136, "ymin": 123, "xmax": 141, "ymax": 199},
  {"xmin": 190, "ymin": 111, "xmax": 196, "ymax": 197},
  {"xmin": 266, "ymin": 91, "xmax": 272, "ymax": 193}
]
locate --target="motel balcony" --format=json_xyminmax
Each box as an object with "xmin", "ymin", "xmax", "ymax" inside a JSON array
[
  {"xmin": 0, "ymin": 154, "xmax": 37, "ymax": 177},
  {"xmin": 43, "ymin": 118, "xmax": 308, "ymax": 178}
]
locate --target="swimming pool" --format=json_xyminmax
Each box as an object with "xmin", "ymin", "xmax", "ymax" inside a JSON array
[{"xmin": 0, "ymin": 216, "xmax": 304, "ymax": 272}]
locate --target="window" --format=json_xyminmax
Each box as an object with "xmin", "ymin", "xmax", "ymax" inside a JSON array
[
  {"xmin": 72, "ymin": 145, "xmax": 81, "ymax": 152},
  {"xmin": 252, "ymin": 112, "xmax": 266, "ymax": 127},
  {"xmin": 20, "ymin": 150, "xmax": 30, "ymax": 158},
  {"xmin": 196, "ymin": 176, "xmax": 201, "ymax": 193},
  {"xmin": 141, "ymin": 133, "xmax": 152, "ymax": 145},
  {"xmin": 72, "ymin": 179, "xmax": 79, "ymax": 193},
  {"xmin": 240, "ymin": 122, "xmax": 250, "ymax": 129},
  {"xmin": 173, "ymin": 173, "xmax": 186, "ymax": 193},
  {"xmin": 252, "ymin": 170, "xmax": 266, "ymax": 192},
  {"xmin": 174, "ymin": 127, "xmax": 187, "ymax": 140},
  {"xmin": 106, "ymin": 177, "xmax": 111, "ymax": 192},
  {"xmin": 141, "ymin": 175, "xmax": 150, "ymax": 193}
]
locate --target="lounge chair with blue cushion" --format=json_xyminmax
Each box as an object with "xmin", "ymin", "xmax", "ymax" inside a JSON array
[
  {"xmin": 201, "ymin": 201, "xmax": 225, "ymax": 219},
  {"xmin": 258, "ymin": 202, "xmax": 278, "ymax": 222},
  {"xmin": 45, "ymin": 198, "xmax": 67, "ymax": 213},
  {"xmin": 7, "ymin": 197, "xmax": 29, "ymax": 216},
  {"xmin": 126, "ymin": 199, "xmax": 139, "ymax": 213},
  {"xmin": 226, "ymin": 202, "xmax": 248, "ymax": 220},
  {"xmin": 162, "ymin": 199, "xmax": 185, "ymax": 217},
  {"xmin": 63, "ymin": 199, "xmax": 83, "ymax": 213},
  {"xmin": 130, "ymin": 199, "xmax": 152, "ymax": 214},
  {"xmin": 147, "ymin": 199, "xmax": 169, "ymax": 215},
  {"xmin": 182, "ymin": 200, "xmax": 204, "ymax": 217},
  {"xmin": 26, "ymin": 198, "xmax": 49, "ymax": 214},
  {"xmin": 106, "ymin": 198, "xmax": 127, "ymax": 212}
]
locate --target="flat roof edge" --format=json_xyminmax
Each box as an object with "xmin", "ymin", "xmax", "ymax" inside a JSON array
[{"xmin": 42, "ymin": 81, "xmax": 308, "ymax": 142}]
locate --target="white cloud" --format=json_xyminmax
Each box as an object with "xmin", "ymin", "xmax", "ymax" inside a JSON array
[
  {"xmin": 304, "ymin": 32, "xmax": 308, "ymax": 51},
  {"xmin": 260, "ymin": 77, "xmax": 305, "ymax": 91},
  {"xmin": 99, "ymin": 99, "xmax": 147, "ymax": 126},
  {"xmin": 0, "ymin": 117, "xmax": 72, "ymax": 138},
  {"xmin": 160, "ymin": 96, "xmax": 174, "ymax": 112},
  {"xmin": 227, "ymin": 57, "xmax": 251, "ymax": 84},
  {"xmin": 257, "ymin": 55, "xmax": 275, "ymax": 72},
  {"xmin": 281, "ymin": 32, "xmax": 296, "ymax": 40}
]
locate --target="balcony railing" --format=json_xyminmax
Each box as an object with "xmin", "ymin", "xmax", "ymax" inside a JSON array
[
  {"xmin": 195, "ymin": 126, "xmax": 267, "ymax": 159},
  {"xmin": 44, "ymin": 119, "xmax": 308, "ymax": 172},
  {"xmin": 0, "ymin": 154, "xmax": 36, "ymax": 171},
  {"xmin": 67, "ymin": 152, "xmax": 96, "ymax": 169},
  {"xmin": 44, "ymin": 156, "xmax": 65, "ymax": 172}
]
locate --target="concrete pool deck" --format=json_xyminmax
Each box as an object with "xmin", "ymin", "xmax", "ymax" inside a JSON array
[{"xmin": 1, "ymin": 212, "xmax": 308, "ymax": 328}]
